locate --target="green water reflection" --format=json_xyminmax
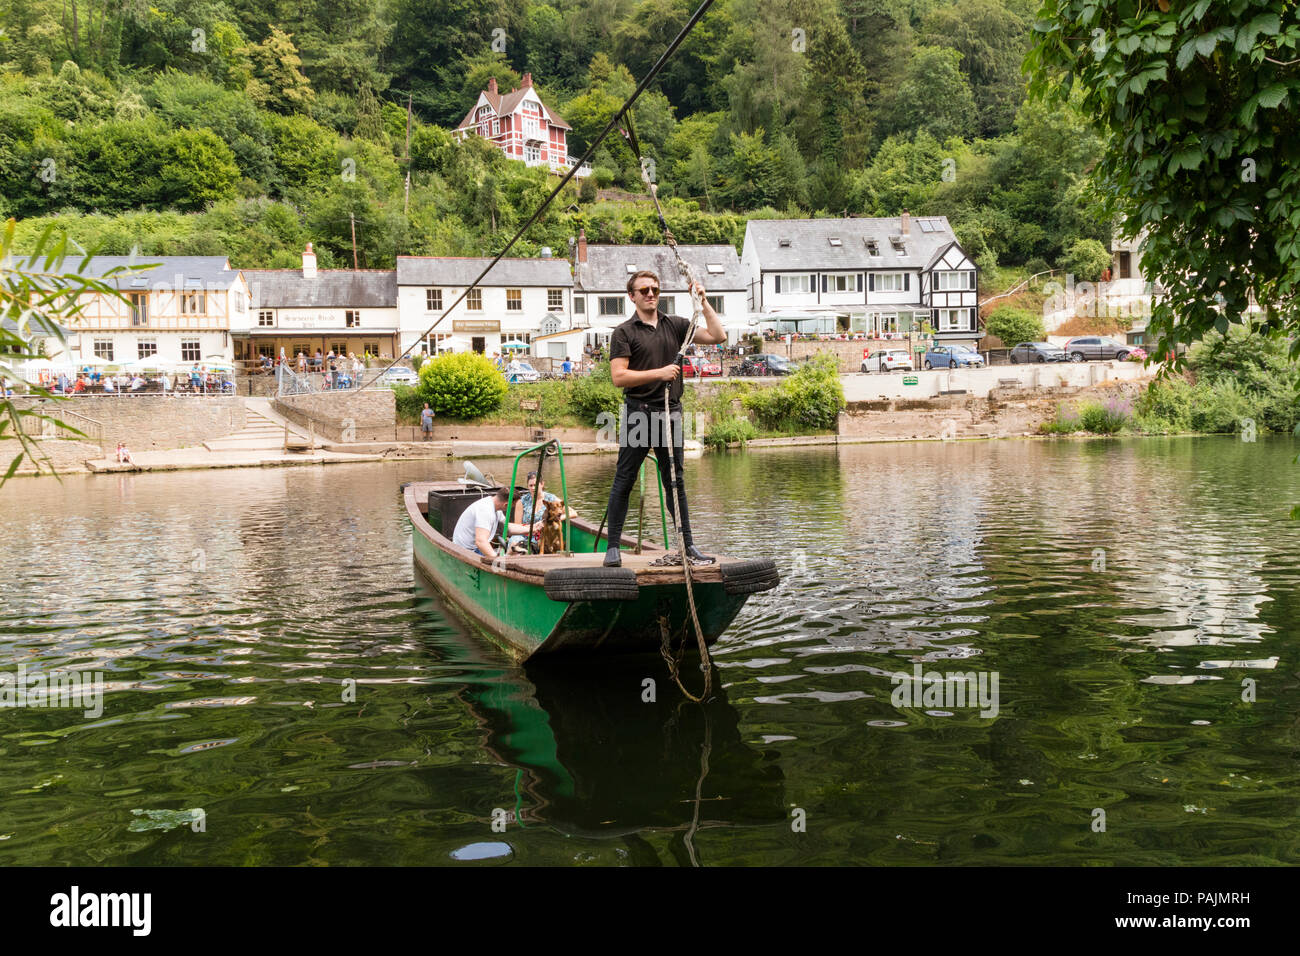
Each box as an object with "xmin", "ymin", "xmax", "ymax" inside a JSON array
[{"xmin": 1, "ymin": 436, "xmax": 1298, "ymax": 865}]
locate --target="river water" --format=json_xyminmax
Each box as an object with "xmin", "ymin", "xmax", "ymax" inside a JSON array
[{"xmin": 2, "ymin": 436, "xmax": 1298, "ymax": 866}]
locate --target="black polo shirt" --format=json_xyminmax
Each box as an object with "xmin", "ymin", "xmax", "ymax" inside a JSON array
[{"xmin": 608, "ymin": 312, "xmax": 690, "ymax": 403}]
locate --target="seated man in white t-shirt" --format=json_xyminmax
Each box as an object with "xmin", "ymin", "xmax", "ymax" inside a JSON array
[{"xmin": 451, "ymin": 488, "xmax": 531, "ymax": 557}]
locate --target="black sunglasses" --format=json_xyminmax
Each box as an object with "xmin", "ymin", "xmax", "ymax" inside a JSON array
[{"xmin": 633, "ymin": 287, "xmax": 660, "ymax": 296}]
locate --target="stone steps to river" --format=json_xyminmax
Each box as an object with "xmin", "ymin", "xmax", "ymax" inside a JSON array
[{"xmin": 204, "ymin": 407, "xmax": 303, "ymax": 452}]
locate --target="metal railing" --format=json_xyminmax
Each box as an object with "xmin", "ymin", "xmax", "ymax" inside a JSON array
[
  {"xmin": 18, "ymin": 403, "xmax": 105, "ymax": 444},
  {"xmin": 275, "ymin": 365, "xmax": 372, "ymax": 396}
]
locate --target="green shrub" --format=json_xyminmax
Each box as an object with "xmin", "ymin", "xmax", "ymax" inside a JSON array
[
  {"xmin": 1188, "ymin": 379, "xmax": 1260, "ymax": 435},
  {"xmin": 1024, "ymin": 257, "xmax": 1051, "ymax": 278},
  {"xmin": 1039, "ymin": 402, "xmax": 1083, "ymax": 434},
  {"xmin": 742, "ymin": 354, "xmax": 844, "ymax": 431},
  {"xmin": 704, "ymin": 416, "xmax": 758, "ymax": 448},
  {"xmin": 569, "ymin": 373, "xmax": 621, "ymax": 426},
  {"xmin": 417, "ymin": 351, "xmax": 506, "ymax": 418},
  {"xmin": 507, "ymin": 380, "xmax": 576, "ymax": 428},
  {"xmin": 1061, "ymin": 237, "xmax": 1112, "ymax": 282},
  {"xmin": 743, "ymin": 385, "xmax": 795, "ymax": 429},
  {"xmin": 985, "ymin": 305, "xmax": 1045, "ymax": 348},
  {"xmin": 1186, "ymin": 326, "xmax": 1300, "ymax": 433},
  {"xmin": 392, "ymin": 383, "xmax": 425, "ymax": 423},
  {"xmin": 1078, "ymin": 396, "xmax": 1132, "ymax": 434},
  {"xmin": 1134, "ymin": 378, "xmax": 1195, "ymax": 433}
]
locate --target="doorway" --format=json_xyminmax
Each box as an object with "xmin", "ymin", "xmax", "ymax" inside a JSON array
[{"xmin": 471, "ymin": 337, "xmax": 485, "ymax": 354}]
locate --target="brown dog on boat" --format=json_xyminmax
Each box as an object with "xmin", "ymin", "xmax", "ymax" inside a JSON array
[{"xmin": 538, "ymin": 497, "xmax": 566, "ymax": 555}]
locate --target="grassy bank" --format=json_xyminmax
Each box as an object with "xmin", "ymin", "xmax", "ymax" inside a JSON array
[
  {"xmin": 392, "ymin": 356, "xmax": 846, "ymax": 445},
  {"xmin": 1038, "ymin": 328, "xmax": 1300, "ymax": 438}
]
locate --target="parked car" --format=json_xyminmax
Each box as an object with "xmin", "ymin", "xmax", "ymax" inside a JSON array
[
  {"xmin": 862, "ymin": 349, "xmax": 914, "ymax": 373},
  {"xmin": 1062, "ymin": 336, "xmax": 1132, "ymax": 362},
  {"xmin": 505, "ymin": 360, "xmax": 541, "ymax": 383},
  {"xmin": 1009, "ymin": 342, "xmax": 1068, "ymax": 363},
  {"xmin": 923, "ymin": 345, "xmax": 985, "ymax": 369},
  {"xmin": 682, "ymin": 354, "xmax": 723, "ymax": 377},
  {"xmin": 734, "ymin": 353, "xmax": 795, "ymax": 376},
  {"xmin": 379, "ymin": 365, "xmax": 419, "ymax": 385}
]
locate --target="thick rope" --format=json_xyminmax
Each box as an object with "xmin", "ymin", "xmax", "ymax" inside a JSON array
[
  {"xmin": 653, "ymin": 390, "xmax": 713, "ymax": 703},
  {"xmin": 626, "ymin": 112, "xmax": 714, "ymax": 703}
]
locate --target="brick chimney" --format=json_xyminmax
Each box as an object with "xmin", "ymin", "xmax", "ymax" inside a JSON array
[
  {"xmin": 302, "ymin": 242, "xmax": 317, "ymax": 279},
  {"xmin": 521, "ymin": 73, "xmax": 533, "ymax": 89},
  {"xmin": 900, "ymin": 209, "xmax": 910, "ymax": 236},
  {"xmin": 577, "ymin": 228, "xmax": 587, "ymax": 264},
  {"xmin": 487, "ymin": 77, "xmax": 497, "ymax": 96}
]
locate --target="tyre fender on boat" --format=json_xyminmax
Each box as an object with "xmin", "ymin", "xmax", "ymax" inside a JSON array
[
  {"xmin": 719, "ymin": 558, "xmax": 780, "ymax": 595},
  {"xmin": 544, "ymin": 567, "xmax": 641, "ymax": 602}
]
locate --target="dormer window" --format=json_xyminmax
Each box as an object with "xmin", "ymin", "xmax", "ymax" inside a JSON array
[
  {"xmin": 865, "ymin": 240, "xmax": 880, "ymax": 256},
  {"xmin": 778, "ymin": 238, "xmax": 792, "ymax": 248},
  {"xmin": 828, "ymin": 237, "xmax": 842, "ymax": 247},
  {"xmin": 626, "ymin": 264, "xmax": 637, "ymax": 273},
  {"xmin": 890, "ymin": 236, "xmax": 907, "ymax": 254},
  {"xmin": 707, "ymin": 263, "xmax": 724, "ymax": 274}
]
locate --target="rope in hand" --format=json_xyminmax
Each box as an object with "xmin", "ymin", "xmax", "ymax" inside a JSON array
[{"xmin": 626, "ymin": 114, "xmax": 713, "ymax": 703}]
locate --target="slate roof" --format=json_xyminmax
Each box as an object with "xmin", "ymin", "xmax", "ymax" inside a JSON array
[
  {"xmin": 396, "ymin": 257, "xmax": 573, "ymax": 287},
  {"xmin": 574, "ymin": 244, "xmax": 744, "ymax": 292},
  {"xmin": 244, "ymin": 270, "xmax": 397, "ymax": 309},
  {"xmin": 744, "ymin": 217, "xmax": 961, "ymax": 271},
  {"xmin": 1, "ymin": 315, "xmax": 69, "ymax": 338},
  {"xmin": 5, "ymin": 255, "xmax": 241, "ymax": 290}
]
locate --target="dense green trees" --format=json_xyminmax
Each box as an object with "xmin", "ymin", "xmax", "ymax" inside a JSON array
[
  {"xmin": 0, "ymin": 0, "xmax": 1116, "ymax": 276},
  {"xmin": 1028, "ymin": 0, "xmax": 1300, "ymax": 357}
]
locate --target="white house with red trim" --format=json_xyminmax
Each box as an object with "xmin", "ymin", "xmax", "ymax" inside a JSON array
[{"xmin": 454, "ymin": 73, "xmax": 592, "ymax": 177}]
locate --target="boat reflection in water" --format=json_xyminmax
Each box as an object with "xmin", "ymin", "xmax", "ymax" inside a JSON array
[{"xmin": 413, "ymin": 572, "xmax": 787, "ymax": 865}]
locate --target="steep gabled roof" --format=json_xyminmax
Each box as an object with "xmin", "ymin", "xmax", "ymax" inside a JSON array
[{"xmin": 457, "ymin": 86, "xmax": 571, "ymax": 132}]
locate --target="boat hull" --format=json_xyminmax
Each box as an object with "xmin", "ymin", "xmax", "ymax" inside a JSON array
[{"xmin": 405, "ymin": 481, "xmax": 772, "ymax": 661}]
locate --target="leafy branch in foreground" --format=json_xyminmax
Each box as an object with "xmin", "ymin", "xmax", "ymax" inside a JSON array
[
  {"xmin": 0, "ymin": 220, "xmax": 150, "ymax": 485},
  {"xmin": 1026, "ymin": 0, "xmax": 1300, "ymax": 364}
]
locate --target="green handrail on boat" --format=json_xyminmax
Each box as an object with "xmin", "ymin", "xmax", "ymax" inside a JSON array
[{"xmin": 504, "ymin": 438, "xmax": 572, "ymax": 555}]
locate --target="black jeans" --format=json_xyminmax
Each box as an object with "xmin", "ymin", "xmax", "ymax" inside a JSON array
[{"xmin": 604, "ymin": 398, "xmax": 695, "ymax": 550}]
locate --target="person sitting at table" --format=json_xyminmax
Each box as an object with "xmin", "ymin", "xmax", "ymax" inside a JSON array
[
  {"xmin": 102, "ymin": 376, "xmax": 115, "ymax": 392},
  {"xmin": 508, "ymin": 471, "xmax": 577, "ymax": 552},
  {"xmin": 72, "ymin": 376, "xmax": 86, "ymax": 393},
  {"xmin": 130, "ymin": 374, "xmax": 146, "ymax": 391}
]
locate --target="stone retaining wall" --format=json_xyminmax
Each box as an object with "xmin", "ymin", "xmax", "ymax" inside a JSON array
[
  {"xmin": 274, "ymin": 390, "xmax": 396, "ymax": 443},
  {"xmin": 11, "ymin": 396, "xmax": 245, "ymax": 451}
]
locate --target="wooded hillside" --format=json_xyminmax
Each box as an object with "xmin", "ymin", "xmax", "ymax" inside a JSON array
[{"xmin": 0, "ymin": 0, "xmax": 1110, "ymax": 271}]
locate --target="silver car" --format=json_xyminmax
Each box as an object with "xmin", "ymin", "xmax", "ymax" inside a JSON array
[
  {"xmin": 380, "ymin": 366, "xmax": 419, "ymax": 385},
  {"xmin": 863, "ymin": 349, "xmax": 915, "ymax": 372}
]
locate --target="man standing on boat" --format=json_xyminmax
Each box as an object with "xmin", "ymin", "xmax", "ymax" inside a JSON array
[{"xmin": 602, "ymin": 269, "xmax": 726, "ymax": 568}]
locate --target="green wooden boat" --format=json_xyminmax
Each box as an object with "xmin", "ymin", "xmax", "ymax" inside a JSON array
[{"xmin": 403, "ymin": 443, "xmax": 779, "ymax": 661}]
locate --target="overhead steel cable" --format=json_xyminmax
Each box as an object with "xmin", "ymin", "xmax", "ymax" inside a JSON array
[{"xmin": 359, "ymin": 0, "xmax": 721, "ymax": 389}]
